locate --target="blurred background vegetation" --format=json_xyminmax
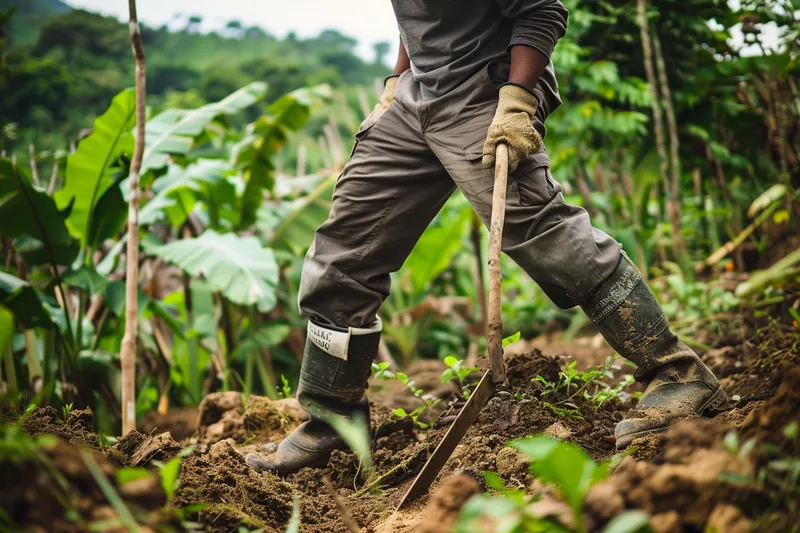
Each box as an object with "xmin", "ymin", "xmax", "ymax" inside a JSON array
[{"xmin": 0, "ymin": 0, "xmax": 798, "ymax": 436}]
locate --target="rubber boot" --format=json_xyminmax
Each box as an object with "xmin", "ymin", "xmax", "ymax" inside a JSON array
[
  {"xmin": 246, "ymin": 318, "xmax": 381, "ymax": 475},
  {"xmin": 581, "ymin": 254, "xmax": 727, "ymax": 450}
]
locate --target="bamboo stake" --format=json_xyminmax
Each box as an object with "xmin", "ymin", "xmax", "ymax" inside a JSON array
[
  {"xmin": 470, "ymin": 212, "xmax": 488, "ymax": 337},
  {"xmin": 47, "ymin": 161, "xmax": 58, "ymax": 195},
  {"xmin": 28, "ymin": 144, "xmax": 40, "ymax": 186},
  {"xmin": 697, "ymin": 201, "xmax": 781, "ymax": 272},
  {"xmin": 121, "ymin": 0, "xmax": 147, "ymax": 436}
]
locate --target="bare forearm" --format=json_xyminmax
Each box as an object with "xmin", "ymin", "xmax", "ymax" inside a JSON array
[
  {"xmin": 392, "ymin": 39, "xmax": 411, "ymax": 75},
  {"xmin": 507, "ymin": 45, "xmax": 548, "ymax": 91}
]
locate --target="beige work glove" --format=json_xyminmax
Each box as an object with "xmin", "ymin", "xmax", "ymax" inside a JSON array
[
  {"xmin": 482, "ymin": 84, "xmax": 542, "ymax": 172},
  {"xmin": 362, "ymin": 75, "xmax": 399, "ymax": 127}
]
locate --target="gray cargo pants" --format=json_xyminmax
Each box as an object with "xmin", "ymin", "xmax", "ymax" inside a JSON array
[{"xmin": 299, "ymin": 63, "xmax": 621, "ymax": 329}]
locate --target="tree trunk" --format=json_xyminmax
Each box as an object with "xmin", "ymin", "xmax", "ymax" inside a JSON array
[
  {"xmin": 120, "ymin": 0, "xmax": 147, "ymax": 436},
  {"xmin": 652, "ymin": 29, "xmax": 685, "ymax": 254},
  {"xmin": 636, "ymin": 0, "xmax": 680, "ymax": 259}
]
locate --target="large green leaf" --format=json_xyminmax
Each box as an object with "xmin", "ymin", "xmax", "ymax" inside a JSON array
[
  {"xmin": 87, "ymin": 169, "xmax": 128, "ymax": 252},
  {"xmin": 153, "ymin": 230, "xmax": 279, "ymax": 312},
  {"xmin": 267, "ymin": 174, "xmax": 336, "ymax": 254},
  {"xmin": 139, "ymin": 159, "xmax": 237, "ymax": 228},
  {"xmin": 55, "ymin": 89, "xmax": 136, "ymax": 248},
  {"xmin": 511, "ymin": 435, "xmax": 608, "ymax": 515},
  {"xmin": 233, "ymin": 85, "xmax": 332, "ymax": 229},
  {"xmin": 141, "ymin": 82, "xmax": 267, "ymax": 174},
  {"xmin": 402, "ymin": 198, "xmax": 471, "ymax": 294},
  {"xmin": 0, "ymin": 271, "xmax": 58, "ymax": 329},
  {"xmin": 0, "ymin": 159, "xmax": 79, "ymax": 266},
  {"xmin": 0, "ymin": 306, "xmax": 13, "ymax": 356}
]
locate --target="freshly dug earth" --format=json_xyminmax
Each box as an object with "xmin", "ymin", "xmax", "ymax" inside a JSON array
[
  {"xmin": 1, "ymin": 409, "xmax": 184, "ymax": 532},
  {"xmin": 3, "ymin": 328, "xmax": 798, "ymax": 532}
]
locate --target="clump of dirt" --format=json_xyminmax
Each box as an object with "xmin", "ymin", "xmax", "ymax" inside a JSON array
[
  {"xmin": 175, "ymin": 439, "xmax": 296, "ymax": 532},
  {"xmin": 20, "ymin": 407, "xmax": 101, "ymax": 449},
  {"xmin": 195, "ymin": 391, "xmax": 307, "ymax": 444},
  {"xmin": 740, "ymin": 366, "xmax": 800, "ymax": 458},
  {"xmin": 708, "ymin": 330, "xmax": 800, "ymax": 404},
  {"xmin": 415, "ymin": 473, "xmax": 482, "ymax": 533},
  {"xmin": 506, "ymin": 349, "xmax": 562, "ymax": 387},
  {"xmin": 112, "ymin": 430, "xmax": 182, "ymax": 466},
  {"xmin": 585, "ymin": 418, "xmax": 756, "ymax": 532}
]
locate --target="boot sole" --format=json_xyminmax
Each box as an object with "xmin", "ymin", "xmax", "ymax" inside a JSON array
[{"xmin": 615, "ymin": 386, "xmax": 728, "ymax": 450}]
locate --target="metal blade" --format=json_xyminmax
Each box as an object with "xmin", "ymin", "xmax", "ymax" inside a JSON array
[{"xmin": 396, "ymin": 369, "xmax": 495, "ymax": 509}]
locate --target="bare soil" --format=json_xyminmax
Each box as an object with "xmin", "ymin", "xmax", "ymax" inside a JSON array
[{"xmin": 3, "ymin": 326, "xmax": 798, "ymax": 533}]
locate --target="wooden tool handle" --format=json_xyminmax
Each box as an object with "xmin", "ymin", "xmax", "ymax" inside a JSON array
[{"xmin": 487, "ymin": 143, "xmax": 508, "ymax": 386}]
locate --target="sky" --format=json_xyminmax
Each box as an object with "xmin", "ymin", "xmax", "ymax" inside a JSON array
[{"xmin": 67, "ymin": 0, "xmax": 401, "ymax": 60}]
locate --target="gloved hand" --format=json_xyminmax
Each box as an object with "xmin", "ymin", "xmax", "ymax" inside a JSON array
[
  {"xmin": 362, "ymin": 75, "xmax": 399, "ymax": 127},
  {"xmin": 482, "ymin": 84, "xmax": 542, "ymax": 172}
]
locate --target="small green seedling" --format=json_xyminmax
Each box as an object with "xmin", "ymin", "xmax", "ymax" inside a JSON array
[
  {"xmin": 61, "ymin": 402, "xmax": 74, "ymax": 422},
  {"xmin": 440, "ymin": 356, "xmax": 480, "ymax": 398},
  {"xmin": 279, "ymin": 374, "xmax": 292, "ymax": 399},
  {"xmin": 372, "ymin": 363, "xmax": 440, "ymax": 428},
  {"xmin": 533, "ymin": 357, "xmax": 638, "ymax": 416}
]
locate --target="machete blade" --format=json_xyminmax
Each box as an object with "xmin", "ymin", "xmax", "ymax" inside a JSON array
[{"xmin": 396, "ymin": 369, "xmax": 495, "ymax": 509}]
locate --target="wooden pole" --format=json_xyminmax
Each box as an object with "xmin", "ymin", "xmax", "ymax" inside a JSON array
[
  {"xmin": 487, "ymin": 144, "xmax": 508, "ymax": 386},
  {"xmin": 121, "ymin": 0, "xmax": 146, "ymax": 436}
]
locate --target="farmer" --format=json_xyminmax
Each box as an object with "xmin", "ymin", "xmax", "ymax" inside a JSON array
[{"xmin": 246, "ymin": 0, "xmax": 726, "ymax": 475}]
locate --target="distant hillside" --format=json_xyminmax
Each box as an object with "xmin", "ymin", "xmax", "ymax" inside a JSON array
[{"xmin": 0, "ymin": 0, "xmax": 72, "ymax": 47}]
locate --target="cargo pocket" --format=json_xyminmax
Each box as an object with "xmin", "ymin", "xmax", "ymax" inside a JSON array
[
  {"xmin": 516, "ymin": 163, "xmax": 559, "ymax": 207},
  {"xmin": 462, "ymin": 129, "xmax": 488, "ymax": 163},
  {"xmin": 348, "ymin": 109, "xmax": 383, "ymax": 159}
]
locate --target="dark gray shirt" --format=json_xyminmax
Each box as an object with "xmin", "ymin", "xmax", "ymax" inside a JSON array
[{"xmin": 391, "ymin": 0, "xmax": 568, "ymax": 120}]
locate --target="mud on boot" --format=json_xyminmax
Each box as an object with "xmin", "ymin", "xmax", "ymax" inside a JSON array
[
  {"xmin": 246, "ymin": 318, "xmax": 381, "ymax": 475},
  {"xmin": 580, "ymin": 253, "xmax": 727, "ymax": 450}
]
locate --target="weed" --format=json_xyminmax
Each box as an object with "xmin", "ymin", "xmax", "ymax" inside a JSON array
[
  {"xmin": 534, "ymin": 357, "xmax": 638, "ymax": 417},
  {"xmin": 372, "ymin": 362, "xmax": 440, "ymax": 428}
]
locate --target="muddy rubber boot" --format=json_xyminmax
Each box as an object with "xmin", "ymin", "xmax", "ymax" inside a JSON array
[
  {"xmin": 581, "ymin": 254, "xmax": 727, "ymax": 450},
  {"xmin": 246, "ymin": 318, "xmax": 381, "ymax": 475}
]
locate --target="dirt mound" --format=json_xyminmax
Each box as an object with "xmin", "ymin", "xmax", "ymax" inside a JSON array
[
  {"xmin": 20, "ymin": 407, "xmax": 101, "ymax": 449},
  {"xmin": 585, "ymin": 419, "xmax": 756, "ymax": 532},
  {"xmin": 740, "ymin": 366, "xmax": 800, "ymax": 451},
  {"xmin": 112, "ymin": 430, "xmax": 182, "ymax": 466},
  {"xmin": 175, "ymin": 439, "xmax": 296, "ymax": 532},
  {"xmin": 195, "ymin": 391, "xmax": 308, "ymax": 444},
  {"xmin": 0, "ymin": 436, "xmax": 175, "ymax": 532},
  {"xmin": 415, "ymin": 473, "xmax": 482, "ymax": 533}
]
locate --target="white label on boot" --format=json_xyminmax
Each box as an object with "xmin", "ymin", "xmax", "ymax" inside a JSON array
[{"xmin": 308, "ymin": 322, "xmax": 351, "ymax": 361}]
